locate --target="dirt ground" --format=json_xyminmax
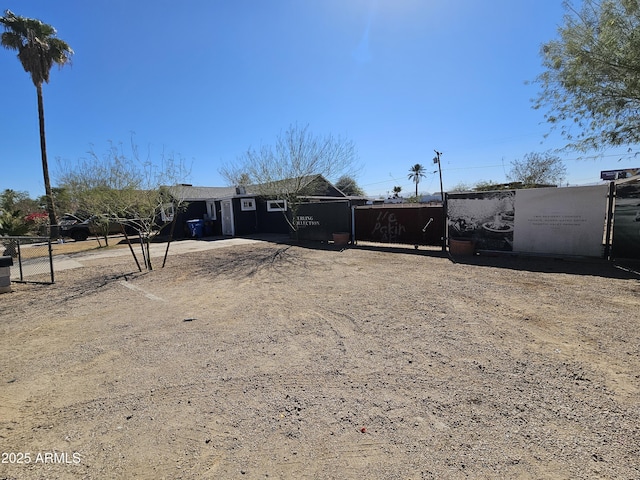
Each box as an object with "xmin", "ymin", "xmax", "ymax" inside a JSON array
[{"xmin": 1, "ymin": 238, "xmax": 639, "ymax": 479}]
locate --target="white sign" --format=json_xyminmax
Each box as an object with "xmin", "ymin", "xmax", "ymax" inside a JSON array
[{"xmin": 513, "ymin": 185, "xmax": 608, "ymax": 257}]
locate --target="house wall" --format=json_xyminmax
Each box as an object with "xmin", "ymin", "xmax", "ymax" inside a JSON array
[
  {"xmin": 232, "ymin": 198, "xmax": 259, "ymax": 236},
  {"xmin": 169, "ymin": 177, "xmax": 359, "ymax": 239},
  {"xmin": 256, "ymin": 199, "xmax": 290, "ymax": 234}
]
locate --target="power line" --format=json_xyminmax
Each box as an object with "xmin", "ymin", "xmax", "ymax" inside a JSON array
[
  {"xmin": 365, "ymin": 151, "xmax": 637, "ymax": 182},
  {"xmin": 360, "ymin": 149, "xmax": 639, "ymax": 194}
]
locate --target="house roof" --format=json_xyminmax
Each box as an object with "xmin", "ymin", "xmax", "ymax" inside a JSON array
[
  {"xmin": 168, "ymin": 185, "xmax": 239, "ymax": 201},
  {"xmin": 167, "ymin": 174, "xmax": 347, "ymax": 201},
  {"xmin": 249, "ymin": 174, "xmax": 333, "ymax": 195}
]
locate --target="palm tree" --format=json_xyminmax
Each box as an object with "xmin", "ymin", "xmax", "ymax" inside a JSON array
[
  {"xmin": 1, "ymin": 10, "xmax": 73, "ymax": 235},
  {"xmin": 407, "ymin": 163, "xmax": 426, "ymax": 197}
]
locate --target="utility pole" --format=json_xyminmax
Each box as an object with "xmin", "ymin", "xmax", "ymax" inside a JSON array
[{"xmin": 433, "ymin": 150, "xmax": 446, "ymax": 252}]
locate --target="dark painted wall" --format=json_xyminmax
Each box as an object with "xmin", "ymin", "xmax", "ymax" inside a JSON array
[
  {"xmin": 256, "ymin": 199, "xmax": 291, "ymax": 234},
  {"xmin": 232, "ymin": 198, "xmax": 259, "ymax": 236},
  {"xmin": 296, "ymin": 201, "xmax": 351, "ymax": 241}
]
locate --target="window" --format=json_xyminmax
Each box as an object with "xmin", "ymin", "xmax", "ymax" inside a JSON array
[
  {"xmin": 240, "ymin": 198, "xmax": 256, "ymax": 211},
  {"xmin": 160, "ymin": 203, "xmax": 175, "ymax": 222},
  {"xmin": 206, "ymin": 201, "xmax": 217, "ymax": 220},
  {"xmin": 267, "ymin": 200, "xmax": 287, "ymax": 212}
]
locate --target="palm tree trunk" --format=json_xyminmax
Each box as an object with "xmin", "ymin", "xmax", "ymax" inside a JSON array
[{"xmin": 37, "ymin": 84, "xmax": 58, "ymax": 236}]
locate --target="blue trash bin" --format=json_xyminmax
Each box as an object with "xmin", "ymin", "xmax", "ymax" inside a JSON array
[{"xmin": 187, "ymin": 219, "xmax": 204, "ymax": 238}]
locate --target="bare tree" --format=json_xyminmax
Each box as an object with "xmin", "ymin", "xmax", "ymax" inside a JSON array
[
  {"xmin": 57, "ymin": 139, "xmax": 191, "ymax": 268},
  {"xmin": 57, "ymin": 142, "xmax": 140, "ymax": 245},
  {"xmin": 220, "ymin": 124, "xmax": 359, "ymax": 235}
]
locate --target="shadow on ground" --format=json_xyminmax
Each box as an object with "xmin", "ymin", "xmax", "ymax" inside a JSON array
[
  {"xmin": 270, "ymin": 236, "xmax": 639, "ymax": 280},
  {"xmin": 449, "ymin": 251, "xmax": 640, "ymax": 280},
  {"xmin": 145, "ymin": 233, "xmax": 640, "ymax": 281}
]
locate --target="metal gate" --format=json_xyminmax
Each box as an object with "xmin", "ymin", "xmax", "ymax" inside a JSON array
[
  {"xmin": 354, "ymin": 205, "xmax": 445, "ymax": 246},
  {"xmin": 611, "ymin": 179, "xmax": 640, "ymax": 259},
  {"xmin": 1, "ymin": 236, "xmax": 54, "ymax": 284}
]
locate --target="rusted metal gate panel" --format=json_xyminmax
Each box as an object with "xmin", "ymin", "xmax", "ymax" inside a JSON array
[{"xmin": 354, "ymin": 205, "xmax": 444, "ymax": 246}]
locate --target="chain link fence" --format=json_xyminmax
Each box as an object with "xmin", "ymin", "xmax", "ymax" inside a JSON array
[{"xmin": 1, "ymin": 236, "xmax": 54, "ymax": 284}]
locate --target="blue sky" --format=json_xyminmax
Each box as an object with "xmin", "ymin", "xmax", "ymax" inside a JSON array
[{"xmin": 2, "ymin": 0, "xmax": 638, "ymax": 199}]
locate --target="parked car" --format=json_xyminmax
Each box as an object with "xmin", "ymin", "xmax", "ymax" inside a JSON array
[{"xmin": 59, "ymin": 214, "xmax": 127, "ymax": 241}]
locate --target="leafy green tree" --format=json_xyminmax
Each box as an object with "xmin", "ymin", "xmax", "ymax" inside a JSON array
[
  {"xmin": 1, "ymin": 10, "xmax": 73, "ymax": 232},
  {"xmin": 533, "ymin": 0, "xmax": 640, "ymax": 151},
  {"xmin": 407, "ymin": 164, "xmax": 426, "ymax": 197},
  {"xmin": 335, "ymin": 175, "xmax": 365, "ymax": 196},
  {"xmin": 507, "ymin": 152, "xmax": 567, "ymax": 186},
  {"xmin": 392, "ymin": 185, "xmax": 402, "ymax": 198},
  {"xmin": 40, "ymin": 187, "xmax": 73, "ymax": 216},
  {"xmin": 473, "ymin": 180, "xmax": 502, "ymax": 192},
  {"xmin": 1, "ymin": 189, "xmax": 40, "ymax": 216},
  {"xmin": 0, "ymin": 211, "xmax": 30, "ymax": 236},
  {"xmin": 0, "ymin": 189, "xmax": 31, "ymax": 236},
  {"xmin": 449, "ymin": 182, "xmax": 474, "ymax": 193}
]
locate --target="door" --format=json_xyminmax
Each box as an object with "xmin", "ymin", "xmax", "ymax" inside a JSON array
[{"xmin": 221, "ymin": 200, "xmax": 234, "ymax": 236}]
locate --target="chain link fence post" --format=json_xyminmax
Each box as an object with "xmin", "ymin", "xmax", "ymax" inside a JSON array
[{"xmin": 1, "ymin": 236, "xmax": 55, "ymax": 284}]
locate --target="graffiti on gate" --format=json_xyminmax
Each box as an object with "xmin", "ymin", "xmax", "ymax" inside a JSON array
[
  {"xmin": 371, "ymin": 211, "xmax": 406, "ymax": 242},
  {"xmin": 355, "ymin": 205, "xmax": 444, "ymax": 246}
]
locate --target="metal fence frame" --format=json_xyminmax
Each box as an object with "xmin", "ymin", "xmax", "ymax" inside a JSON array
[
  {"xmin": 1, "ymin": 236, "xmax": 54, "ymax": 284},
  {"xmin": 354, "ymin": 204, "xmax": 445, "ymax": 247}
]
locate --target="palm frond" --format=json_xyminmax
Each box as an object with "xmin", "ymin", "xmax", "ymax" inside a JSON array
[{"xmin": 1, "ymin": 9, "xmax": 73, "ymax": 86}]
